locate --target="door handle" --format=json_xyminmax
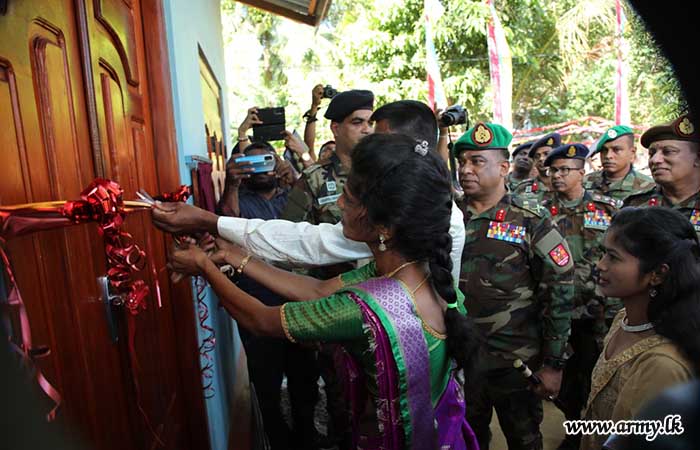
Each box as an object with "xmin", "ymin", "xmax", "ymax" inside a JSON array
[{"xmin": 97, "ymin": 276, "xmax": 120, "ymax": 343}]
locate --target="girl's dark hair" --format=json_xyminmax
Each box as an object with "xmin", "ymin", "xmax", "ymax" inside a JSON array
[
  {"xmin": 348, "ymin": 133, "xmax": 482, "ymax": 381},
  {"xmin": 610, "ymin": 207, "xmax": 700, "ymax": 372}
]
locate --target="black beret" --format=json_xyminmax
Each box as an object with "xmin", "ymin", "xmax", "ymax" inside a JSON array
[
  {"xmin": 512, "ymin": 141, "xmax": 533, "ymax": 158},
  {"xmin": 528, "ymin": 132, "xmax": 562, "ymax": 158},
  {"xmin": 324, "ymin": 89, "xmax": 374, "ymax": 122},
  {"xmin": 544, "ymin": 143, "xmax": 589, "ymax": 166}
]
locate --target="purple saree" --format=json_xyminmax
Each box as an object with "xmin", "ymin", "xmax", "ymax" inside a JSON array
[{"xmin": 337, "ymin": 277, "xmax": 479, "ymax": 450}]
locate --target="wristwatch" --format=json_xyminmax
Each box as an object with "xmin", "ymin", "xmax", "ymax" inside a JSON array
[{"xmin": 301, "ymin": 152, "xmax": 311, "ymax": 162}]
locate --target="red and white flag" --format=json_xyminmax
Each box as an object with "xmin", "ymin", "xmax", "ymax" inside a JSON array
[
  {"xmin": 424, "ymin": 0, "xmax": 447, "ymax": 111},
  {"xmin": 486, "ymin": 0, "xmax": 513, "ymax": 129},
  {"xmin": 615, "ymin": 0, "xmax": 630, "ymax": 125}
]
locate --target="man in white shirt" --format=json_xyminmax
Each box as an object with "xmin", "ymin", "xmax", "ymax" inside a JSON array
[{"xmin": 153, "ymin": 100, "xmax": 465, "ymax": 281}]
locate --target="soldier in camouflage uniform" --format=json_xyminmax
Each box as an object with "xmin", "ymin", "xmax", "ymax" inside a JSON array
[
  {"xmin": 540, "ymin": 143, "xmax": 622, "ymax": 450},
  {"xmin": 454, "ymin": 122, "xmax": 575, "ymax": 450},
  {"xmin": 624, "ymin": 114, "xmax": 700, "ymax": 239},
  {"xmin": 281, "ymin": 89, "xmax": 373, "ymax": 229},
  {"xmin": 514, "ymin": 132, "xmax": 561, "ymax": 201},
  {"xmin": 584, "ymin": 125, "xmax": 654, "ymax": 202},
  {"xmin": 507, "ymin": 141, "xmax": 534, "ymax": 192}
]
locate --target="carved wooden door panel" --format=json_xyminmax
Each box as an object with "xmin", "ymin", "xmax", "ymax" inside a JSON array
[{"xmin": 0, "ymin": 1, "xmax": 209, "ymax": 449}]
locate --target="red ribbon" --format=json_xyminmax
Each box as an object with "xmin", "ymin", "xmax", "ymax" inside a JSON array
[
  {"xmin": 195, "ymin": 275, "xmax": 216, "ymax": 399},
  {"xmin": 0, "ymin": 179, "xmax": 190, "ymax": 424},
  {"xmin": 1, "ymin": 240, "xmax": 62, "ymax": 421},
  {"xmin": 154, "ymin": 185, "xmax": 190, "ymax": 203},
  {"xmin": 61, "ymin": 179, "xmax": 151, "ymax": 312}
]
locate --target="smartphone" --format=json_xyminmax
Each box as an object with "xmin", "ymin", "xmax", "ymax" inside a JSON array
[
  {"xmin": 252, "ymin": 107, "xmax": 286, "ymax": 142},
  {"xmin": 235, "ymin": 154, "xmax": 276, "ymax": 174}
]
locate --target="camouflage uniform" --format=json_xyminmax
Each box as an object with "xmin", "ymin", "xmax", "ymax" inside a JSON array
[
  {"xmin": 458, "ymin": 193, "xmax": 575, "ymax": 450},
  {"xmin": 281, "ymin": 152, "xmax": 348, "ymax": 225},
  {"xmin": 624, "ymin": 185, "xmax": 700, "ymax": 240},
  {"xmin": 541, "ymin": 190, "xmax": 622, "ymax": 433},
  {"xmin": 506, "ymin": 173, "xmax": 531, "ymax": 193},
  {"xmin": 583, "ymin": 167, "xmax": 654, "ymax": 203},
  {"xmin": 513, "ymin": 176, "xmax": 551, "ymax": 202}
]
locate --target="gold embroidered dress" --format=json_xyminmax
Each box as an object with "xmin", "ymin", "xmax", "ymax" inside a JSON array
[{"xmin": 580, "ymin": 310, "xmax": 693, "ymax": 450}]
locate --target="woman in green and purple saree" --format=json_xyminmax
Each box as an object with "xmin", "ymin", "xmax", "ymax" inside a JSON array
[{"xmin": 166, "ymin": 133, "xmax": 481, "ymax": 450}]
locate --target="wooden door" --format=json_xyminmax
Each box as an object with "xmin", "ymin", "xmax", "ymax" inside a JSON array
[{"xmin": 0, "ymin": 1, "xmax": 209, "ymax": 449}]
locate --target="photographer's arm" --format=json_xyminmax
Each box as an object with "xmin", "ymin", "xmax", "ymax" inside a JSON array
[
  {"xmin": 435, "ymin": 107, "xmax": 450, "ymax": 163},
  {"xmin": 217, "ymin": 153, "xmax": 253, "ymax": 217},
  {"xmin": 303, "ymin": 84, "xmax": 324, "ymax": 159},
  {"xmin": 237, "ymin": 107, "xmax": 262, "ymax": 152}
]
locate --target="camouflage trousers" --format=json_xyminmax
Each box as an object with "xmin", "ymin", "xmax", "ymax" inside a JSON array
[{"xmin": 465, "ymin": 364, "xmax": 544, "ymax": 450}]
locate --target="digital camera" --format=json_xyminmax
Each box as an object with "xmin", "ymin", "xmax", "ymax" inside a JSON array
[
  {"xmin": 322, "ymin": 85, "xmax": 338, "ymax": 99},
  {"xmin": 439, "ymin": 105, "xmax": 468, "ymax": 127}
]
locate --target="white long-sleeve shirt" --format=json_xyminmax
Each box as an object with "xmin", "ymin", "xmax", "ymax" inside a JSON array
[{"xmin": 217, "ymin": 202, "xmax": 465, "ymax": 282}]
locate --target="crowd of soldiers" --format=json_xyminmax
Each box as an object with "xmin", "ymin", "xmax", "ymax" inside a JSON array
[{"xmin": 221, "ymin": 87, "xmax": 699, "ymax": 450}]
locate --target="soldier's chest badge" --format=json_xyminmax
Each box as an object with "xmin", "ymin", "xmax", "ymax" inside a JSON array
[
  {"xmin": 584, "ymin": 209, "xmax": 611, "ymax": 230},
  {"xmin": 690, "ymin": 209, "xmax": 700, "ymax": 231},
  {"xmin": 548, "ymin": 243, "xmax": 571, "ymax": 267},
  {"xmin": 486, "ymin": 221, "xmax": 526, "ymax": 244}
]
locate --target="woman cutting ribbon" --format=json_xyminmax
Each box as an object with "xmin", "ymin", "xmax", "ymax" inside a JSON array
[{"xmin": 160, "ymin": 133, "xmax": 481, "ymax": 450}]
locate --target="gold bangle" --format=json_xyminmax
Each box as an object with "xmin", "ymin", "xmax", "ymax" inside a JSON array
[
  {"xmin": 280, "ymin": 303, "xmax": 297, "ymax": 343},
  {"xmin": 236, "ymin": 254, "xmax": 252, "ymax": 274}
]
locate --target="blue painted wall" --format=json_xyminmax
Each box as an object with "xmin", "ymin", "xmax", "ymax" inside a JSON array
[{"xmin": 163, "ymin": 1, "xmax": 238, "ymax": 449}]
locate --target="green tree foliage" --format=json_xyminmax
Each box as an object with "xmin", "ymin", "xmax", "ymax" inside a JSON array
[{"xmin": 221, "ymin": 0, "xmax": 684, "ymax": 143}]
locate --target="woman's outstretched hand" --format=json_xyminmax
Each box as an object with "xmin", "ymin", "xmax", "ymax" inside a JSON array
[
  {"xmin": 167, "ymin": 241, "xmax": 209, "ymax": 277},
  {"xmin": 210, "ymin": 237, "xmax": 248, "ymax": 267}
]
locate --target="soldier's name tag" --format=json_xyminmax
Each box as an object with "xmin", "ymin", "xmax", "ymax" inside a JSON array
[
  {"xmin": 584, "ymin": 209, "xmax": 611, "ymax": 230},
  {"xmin": 486, "ymin": 221, "xmax": 526, "ymax": 244},
  {"xmin": 317, "ymin": 193, "xmax": 341, "ymax": 205},
  {"xmin": 325, "ymin": 181, "xmax": 337, "ymax": 193},
  {"xmin": 690, "ymin": 210, "xmax": 700, "ymax": 231}
]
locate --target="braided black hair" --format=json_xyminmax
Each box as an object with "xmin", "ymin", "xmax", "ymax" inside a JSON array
[{"xmin": 348, "ymin": 133, "xmax": 482, "ymax": 380}]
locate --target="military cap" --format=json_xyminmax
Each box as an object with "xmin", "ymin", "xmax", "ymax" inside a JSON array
[
  {"xmin": 324, "ymin": 89, "xmax": 374, "ymax": 122},
  {"xmin": 528, "ymin": 132, "xmax": 561, "ymax": 158},
  {"xmin": 512, "ymin": 141, "xmax": 533, "ymax": 158},
  {"xmin": 640, "ymin": 113, "xmax": 700, "ymax": 148},
  {"xmin": 592, "ymin": 125, "xmax": 634, "ymax": 155},
  {"xmin": 452, "ymin": 122, "xmax": 513, "ymax": 157},
  {"xmin": 544, "ymin": 143, "xmax": 589, "ymax": 166}
]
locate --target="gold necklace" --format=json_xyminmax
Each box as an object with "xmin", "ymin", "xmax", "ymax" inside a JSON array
[
  {"xmin": 383, "ymin": 260, "xmax": 430, "ymax": 295},
  {"xmin": 383, "ymin": 260, "xmax": 419, "ymax": 278}
]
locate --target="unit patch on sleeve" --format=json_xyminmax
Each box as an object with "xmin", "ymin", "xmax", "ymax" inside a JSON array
[
  {"xmin": 548, "ymin": 243, "xmax": 571, "ymax": 267},
  {"xmin": 487, "ymin": 221, "xmax": 527, "ymax": 244}
]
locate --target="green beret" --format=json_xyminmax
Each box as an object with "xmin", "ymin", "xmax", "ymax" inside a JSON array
[
  {"xmin": 452, "ymin": 122, "xmax": 513, "ymax": 157},
  {"xmin": 592, "ymin": 125, "xmax": 633, "ymax": 154},
  {"xmin": 544, "ymin": 143, "xmax": 590, "ymax": 166},
  {"xmin": 640, "ymin": 114, "xmax": 700, "ymax": 148}
]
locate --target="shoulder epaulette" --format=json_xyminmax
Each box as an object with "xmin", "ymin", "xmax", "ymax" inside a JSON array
[
  {"xmin": 591, "ymin": 192, "xmax": 623, "ymax": 209},
  {"xmin": 301, "ymin": 160, "xmax": 328, "ymax": 177},
  {"xmin": 511, "ymin": 195, "xmax": 545, "ymax": 217}
]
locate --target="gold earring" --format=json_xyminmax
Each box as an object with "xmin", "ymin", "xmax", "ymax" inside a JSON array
[{"xmin": 379, "ymin": 234, "xmax": 387, "ymax": 252}]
